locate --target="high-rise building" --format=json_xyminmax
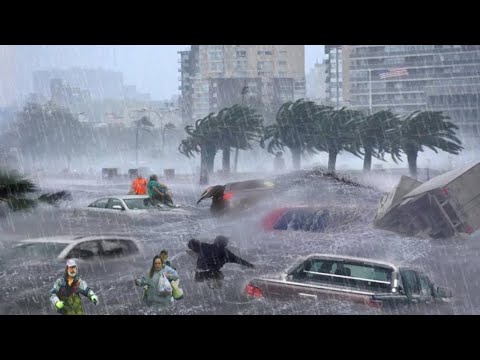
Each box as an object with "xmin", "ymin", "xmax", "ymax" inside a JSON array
[
  {"xmin": 324, "ymin": 45, "xmax": 351, "ymax": 108},
  {"xmin": 178, "ymin": 45, "xmax": 305, "ymax": 124},
  {"xmin": 347, "ymin": 45, "xmax": 480, "ymax": 150}
]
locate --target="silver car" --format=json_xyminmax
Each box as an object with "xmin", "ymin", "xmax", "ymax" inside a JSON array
[
  {"xmin": 76, "ymin": 195, "xmax": 184, "ymax": 217},
  {"xmin": 245, "ymin": 254, "xmax": 452, "ymax": 310}
]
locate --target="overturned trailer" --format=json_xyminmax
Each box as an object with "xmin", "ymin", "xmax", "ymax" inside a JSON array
[{"xmin": 374, "ymin": 162, "xmax": 480, "ymax": 238}]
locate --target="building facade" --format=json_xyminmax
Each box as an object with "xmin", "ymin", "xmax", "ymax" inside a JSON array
[
  {"xmin": 178, "ymin": 45, "xmax": 305, "ymax": 124},
  {"xmin": 347, "ymin": 45, "xmax": 480, "ymax": 150}
]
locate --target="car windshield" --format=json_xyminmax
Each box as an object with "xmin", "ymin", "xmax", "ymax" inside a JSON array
[
  {"xmin": 123, "ymin": 198, "xmax": 155, "ymax": 210},
  {"xmin": 12, "ymin": 243, "xmax": 69, "ymax": 259}
]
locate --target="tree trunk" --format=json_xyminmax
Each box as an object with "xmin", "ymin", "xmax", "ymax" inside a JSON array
[
  {"xmin": 291, "ymin": 148, "xmax": 301, "ymax": 170},
  {"xmin": 199, "ymin": 149, "xmax": 209, "ymax": 185},
  {"xmin": 222, "ymin": 147, "xmax": 231, "ymax": 175},
  {"xmin": 205, "ymin": 144, "xmax": 216, "ymax": 175},
  {"xmin": 233, "ymin": 148, "xmax": 239, "ymax": 173},
  {"xmin": 328, "ymin": 151, "xmax": 337, "ymax": 172},
  {"xmin": 363, "ymin": 146, "xmax": 372, "ymax": 172},
  {"xmin": 407, "ymin": 151, "xmax": 418, "ymax": 179}
]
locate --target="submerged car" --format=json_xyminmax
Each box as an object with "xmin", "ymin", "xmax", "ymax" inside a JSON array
[
  {"xmin": 261, "ymin": 206, "xmax": 361, "ymax": 232},
  {"xmin": 245, "ymin": 254, "xmax": 452, "ymax": 310},
  {"xmin": 76, "ymin": 195, "xmax": 183, "ymax": 217},
  {"xmin": 197, "ymin": 179, "xmax": 276, "ymax": 215},
  {"xmin": 7, "ymin": 235, "xmax": 141, "ymax": 261}
]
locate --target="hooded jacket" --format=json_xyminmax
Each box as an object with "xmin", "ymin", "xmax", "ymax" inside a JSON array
[
  {"xmin": 50, "ymin": 264, "xmax": 96, "ymax": 315},
  {"xmin": 188, "ymin": 238, "xmax": 254, "ymax": 271}
]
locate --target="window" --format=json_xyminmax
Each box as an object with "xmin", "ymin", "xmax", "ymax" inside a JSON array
[
  {"xmin": 291, "ymin": 258, "xmax": 393, "ymax": 292},
  {"xmin": 280, "ymin": 50, "xmax": 287, "ymax": 56},
  {"xmin": 278, "ymin": 60, "xmax": 287, "ymax": 66},
  {"xmin": 400, "ymin": 269, "xmax": 421, "ymax": 296},
  {"xmin": 89, "ymin": 198, "xmax": 108, "ymax": 208},
  {"xmin": 264, "ymin": 50, "xmax": 273, "ymax": 55},
  {"xmin": 101, "ymin": 239, "xmax": 139, "ymax": 257},
  {"xmin": 123, "ymin": 198, "xmax": 154, "ymax": 210},
  {"xmin": 67, "ymin": 241, "xmax": 101, "ymax": 259},
  {"xmin": 418, "ymin": 273, "xmax": 434, "ymax": 297},
  {"xmin": 236, "ymin": 50, "xmax": 247, "ymax": 58},
  {"xmin": 106, "ymin": 198, "xmax": 124, "ymax": 210}
]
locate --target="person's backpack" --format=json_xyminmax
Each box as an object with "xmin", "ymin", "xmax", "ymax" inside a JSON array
[{"xmin": 158, "ymin": 272, "xmax": 172, "ymax": 296}]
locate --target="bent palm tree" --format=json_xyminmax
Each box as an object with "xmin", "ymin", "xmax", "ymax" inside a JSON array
[
  {"xmin": 0, "ymin": 169, "xmax": 71, "ymax": 213},
  {"xmin": 390, "ymin": 111, "xmax": 463, "ymax": 178}
]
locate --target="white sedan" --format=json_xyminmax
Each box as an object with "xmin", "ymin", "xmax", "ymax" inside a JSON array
[
  {"xmin": 1, "ymin": 235, "xmax": 142, "ymax": 267},
  {"xmin": 75, "ymin": 195, "xmax": 184, "ymax": 217}
]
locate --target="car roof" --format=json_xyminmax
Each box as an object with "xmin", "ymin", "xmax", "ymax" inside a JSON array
[
  {"xmin": 119, "ymin": 195, "xmax": 150, "ymax": 199},
  {"xmin": 18, "ymin": 234, "xmax": 138, "ymax": 244},
  {"xmin": 301, "ymin": 253, "xmax": 398, "ymax": 270}
]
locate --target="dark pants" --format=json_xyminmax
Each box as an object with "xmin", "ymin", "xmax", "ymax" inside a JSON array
[
  {"xmin": 194, "ymin": 270, "xmax": 224, "ymax": 282},
  {"xmin": 151, "ymin": 193, "xmax": 173, "ymax": 205}
]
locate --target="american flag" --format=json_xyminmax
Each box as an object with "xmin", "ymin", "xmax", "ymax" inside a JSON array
[{"xmin": 379, "ymin": 67, "xmax": 409, "ymax": 80}]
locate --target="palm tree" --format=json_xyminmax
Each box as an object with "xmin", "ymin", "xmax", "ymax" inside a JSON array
[
  {"xmin": 390, "ymin": 111, "xmax": 463, "ymax": 178},
  {"xmin": 0, "ymin": 169, "xmax": 71, "ymax": 213},
  {"xmin": 261, "ymin": 99, "xmax": 318, "ymax": 170},
  {"xmin": 180, "ymin": 114, "xmax": 219, "ymax": 184},
  {"xmin": 215, "ymin": 105, "xmax": 263, "ymax": 174},
  {"xmin": 311, "ymin": 106, "xmax": 362, "ymax": 172},
  {"xmin": 355, "ymin": 110, "xmax": 400, "ymax": 172}
]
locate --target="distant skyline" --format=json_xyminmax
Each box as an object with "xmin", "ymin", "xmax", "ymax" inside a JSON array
[{"xmin": 1, "ymin": 45, "xmax": 324, "ymax": 106}]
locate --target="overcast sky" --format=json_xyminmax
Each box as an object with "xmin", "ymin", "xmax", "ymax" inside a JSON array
[{"xmin": 2, "ymin": 45, "xmax": 324, "ymax": 105}]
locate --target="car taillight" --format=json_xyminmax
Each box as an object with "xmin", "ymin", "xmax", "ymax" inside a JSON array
[
  {"xmin": 366, "ymin": 298, "xmax": 383, "ymax": 309},
  {"xmin": 466, "ymin": 226, "xmax": 474, "ymax": 234},
  {"xmin": 223, "ymin": 192, "xmax": 233, "ymax": 200},
  {"xmin": 245, "ymin": 283, "xmax": 263, "ymax": 298}
]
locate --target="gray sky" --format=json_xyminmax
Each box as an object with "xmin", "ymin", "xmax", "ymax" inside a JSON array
[{"xmin": 2, "ymin": 45, "xmax": 324, "ymax": 104}]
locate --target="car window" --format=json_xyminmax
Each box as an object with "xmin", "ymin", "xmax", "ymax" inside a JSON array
[
  {"xmin": 106, "ymin": 198, "xmax": 124, "ymax": 210},
  {"xmin": 100, "ymin": 239, "xmax": 139, "ymax": 257},
  {"xmin": 292, "ymin": 258, "xmax": 393, "ymax": 292},
  {"xmin": 66, "ymin": 241, "xmax": 101, "ymax": 259},
  {"xmin": 400, "ymin": 269, "xmax": 421, "ymax": 296},
  {"xmin": 88, "ymin": 198, "xmax": 108, "ymax": 208},
  {"xmin": 123, "ymin": 198, "xmax": 154, "ymax": 210},
  {"xmin": 418, "ymin": 273, "xmax": 434, "ymax": 297}
]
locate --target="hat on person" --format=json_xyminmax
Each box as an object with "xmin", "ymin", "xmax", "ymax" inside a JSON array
[{"xmin": 66, "ymin": 259, "xmax": 77, "ymax": 268}]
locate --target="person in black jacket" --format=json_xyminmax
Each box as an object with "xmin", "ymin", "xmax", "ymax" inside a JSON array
[{"xmin": 187, "ymin": 236, "xmax": 254, "ymax": 288}]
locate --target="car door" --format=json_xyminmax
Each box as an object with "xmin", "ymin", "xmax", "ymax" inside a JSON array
[{"xmin": 399, "ymin": 269, "xmax": 434, "ymax": 304}]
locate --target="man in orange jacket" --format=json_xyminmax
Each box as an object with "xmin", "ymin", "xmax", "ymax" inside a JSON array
[{"xmin": 131, "ymin": 174, "xmax": 148, "ymax": 195}]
